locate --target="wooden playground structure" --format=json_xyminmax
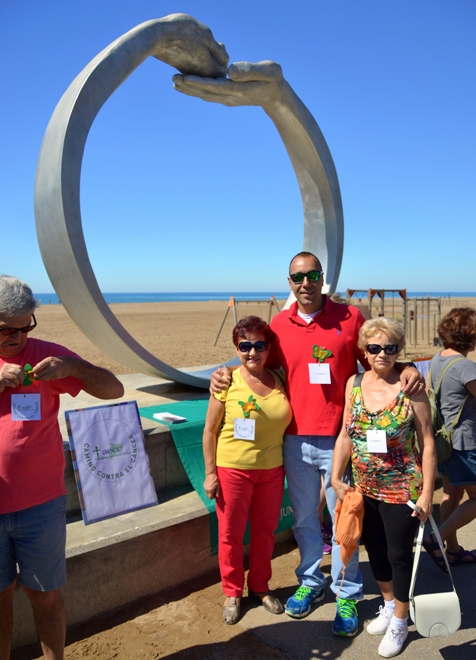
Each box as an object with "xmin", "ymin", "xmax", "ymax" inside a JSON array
[
  {"xmin": 213, "ymin": 296, "xmax": 282, "ymax": 346},
  {"xmin": 346, "ymin": 288, "xmax": 443, "ymax": 355}
]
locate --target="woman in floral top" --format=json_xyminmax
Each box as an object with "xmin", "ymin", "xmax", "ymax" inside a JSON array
[{"xmin": 331, "ymin": 318, "xmax": 436, "ymax": 658}]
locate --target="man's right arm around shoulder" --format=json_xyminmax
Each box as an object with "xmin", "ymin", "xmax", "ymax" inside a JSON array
[{"xmin": 209, "ymin": 366, "xmax": 234, "ymax": 395}]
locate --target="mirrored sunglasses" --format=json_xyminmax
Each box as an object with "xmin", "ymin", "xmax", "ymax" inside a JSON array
[
  {"xmin": 237, "ymin": 341, "xmax": 268, "ymax": 353},
  {"xmin": 289, "ymin": 270, "xmax": 322, "ymax": 284},
  {"xmin": 366, "ymin": 343, "xmax": 399, "ymax": 356}
]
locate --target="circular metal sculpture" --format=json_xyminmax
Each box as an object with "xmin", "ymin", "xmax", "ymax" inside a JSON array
[{"xmin": 35, "ymin": 14, "xmax": 343, "ymax": 387}]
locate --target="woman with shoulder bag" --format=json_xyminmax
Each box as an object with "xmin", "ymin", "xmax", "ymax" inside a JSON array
[
  {"xmin": 332, "ymin": 317, "xmax": 436, "ymax": 658},
  {"xmin": 424, "ymin": 307, "xmax": 476, "ymax": 570}
]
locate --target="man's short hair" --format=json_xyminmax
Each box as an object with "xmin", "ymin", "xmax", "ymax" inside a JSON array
[
  {"xmin": 288, "ymin": 251, "xmax": 321, "ymax": 273},
  {"xmin": 0, "ymin": 275, "xmax": 39, "ymax": 317}
]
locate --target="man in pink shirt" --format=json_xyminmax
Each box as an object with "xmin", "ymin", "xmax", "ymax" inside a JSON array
[{"xmin": 0, "ymin": 275, "xmax": 124, "ymax": 659}]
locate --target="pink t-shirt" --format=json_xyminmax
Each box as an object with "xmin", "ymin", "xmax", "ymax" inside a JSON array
[{"xmin": 0, "ymin": 338, "xmax": 82, "ymax": 513}]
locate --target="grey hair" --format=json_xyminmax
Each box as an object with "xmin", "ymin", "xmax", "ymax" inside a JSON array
[
  {"xmin": 0, "ymin": 275, "xmax": 39, "ymax": 317},
  {"xmin": 357, "ymin": 317, "xmax": 406, "ymax": 354}
]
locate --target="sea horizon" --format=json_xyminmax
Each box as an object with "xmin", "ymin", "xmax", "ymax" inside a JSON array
[{"xmin": 34, "ymin": 291, "xmax": 476, "ymax": 305}]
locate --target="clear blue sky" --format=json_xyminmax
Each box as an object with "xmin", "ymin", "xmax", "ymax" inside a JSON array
[{"xmin": 1, "ymin": 0, "xmax": 475, "ymax": 294}]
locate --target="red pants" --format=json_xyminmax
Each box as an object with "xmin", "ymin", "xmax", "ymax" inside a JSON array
[{"xmin": 216, "ymin": 465, "xmax": 284, "ymax": 596}]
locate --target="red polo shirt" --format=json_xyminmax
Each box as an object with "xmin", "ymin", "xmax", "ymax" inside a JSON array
[{"xmin": 269, "ymin": 297, "xmax": 367, "ymax": 436}]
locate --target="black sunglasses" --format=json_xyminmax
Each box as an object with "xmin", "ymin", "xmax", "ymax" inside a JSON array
[
  {"xmin": 237, "ymin": 341, "xmax": 268, "ymax": 353},
  {"xmin": 289, "ymin": 270, "xmax": 322, "ymax": 284},
  {"xmin": 0, "ymin": 314, "xmax": 37, "ymax": 337},
  {"xmin": 366, "ymin": 343, "xmax": 399, "ymax": 356}
]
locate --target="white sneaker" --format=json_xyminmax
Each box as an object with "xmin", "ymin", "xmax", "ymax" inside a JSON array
[
  {"xmin": 378, "ymin": 624, "xmax": 408, "ymax": 658},
  {"xmin": 366, "ymin": 605, "xmax": 394, "ymax": 636}
]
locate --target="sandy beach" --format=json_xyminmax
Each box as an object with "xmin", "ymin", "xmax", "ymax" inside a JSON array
[
  {"xmin": 32, "ymin": 296, "xmax": 476, "ymax": 373},
  {"xmin": 11, "ymin": 295, "xmax": 476, "ymax": 658},
  {"xmin": 32, "ymin": 299, "xmax": 288, "ymax": 374}
]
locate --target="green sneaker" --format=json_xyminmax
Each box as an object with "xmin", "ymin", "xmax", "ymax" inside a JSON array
[{"xmin": 332, "ymin": 598, "xmax": 358, "ymax": 637}]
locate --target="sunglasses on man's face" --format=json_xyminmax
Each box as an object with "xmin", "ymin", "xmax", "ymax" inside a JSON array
[
  {"xmin": 289, "ymin": 270, "xmax": 322, "ymax": 284},
  {"xmin": 237, "ymin": 341, "xmax": 268, "ymax": 353},
  {"xmin": 366, "ymin": 343, "xmax": 399, "ymax": 356},
  {"xmin": 0, "ymin": 314, "xmax": 37, "ymax": 337}
]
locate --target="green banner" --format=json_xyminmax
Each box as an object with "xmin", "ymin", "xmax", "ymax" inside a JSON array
[{"xmin": 139, "ymin": 400, "xmax": 294, "ymax": 554}]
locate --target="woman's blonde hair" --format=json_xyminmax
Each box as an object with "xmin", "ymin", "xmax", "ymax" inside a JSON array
[{"xmin": 357, "ymin": 317, "xmax": 406, "ymax": 354}]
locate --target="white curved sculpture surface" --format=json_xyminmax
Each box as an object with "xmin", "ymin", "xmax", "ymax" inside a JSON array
[{"xmin": 34, "ymin": 14, "xmax": 343, "ymax": 387}]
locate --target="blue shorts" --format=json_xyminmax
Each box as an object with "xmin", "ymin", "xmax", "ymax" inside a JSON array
[
  {"xmin": 437, "ymin": 448, "xmax": 476, "ymax": 487},
  {"xmin": 0, "ymin": 495, "xmax": 67, "ymax": 592}
]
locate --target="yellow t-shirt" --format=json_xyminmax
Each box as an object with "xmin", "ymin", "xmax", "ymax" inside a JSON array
[{"xmin": 214, "ymin": 369, "xmax": 293, "ymax": 470}]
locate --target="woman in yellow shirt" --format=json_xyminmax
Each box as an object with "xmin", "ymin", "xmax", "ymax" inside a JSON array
[{"xmin": 203, "ymin": 316, "xmax": 292, "ymax": 624}]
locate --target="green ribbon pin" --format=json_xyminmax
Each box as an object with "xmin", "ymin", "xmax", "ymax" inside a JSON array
[
  {"xmin": 238, "ymin": 395, "xmax": 260, "ymax": 418},
  {"xmin": 312, "ymin": 345, "xmax": 332, "ymax": 362}
]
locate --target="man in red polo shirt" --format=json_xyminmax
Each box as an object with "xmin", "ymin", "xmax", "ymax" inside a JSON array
[
  {"xmin": 271, "ymin": 252, "xmax": 422, "ymax": 635},
  {"xmin": 269, "ymin": 251, "xmax": 367, "ymax": 634}
]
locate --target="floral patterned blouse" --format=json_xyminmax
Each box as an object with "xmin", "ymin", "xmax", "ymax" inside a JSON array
[{"xmin": 345, "ymin": 381, "xmax": 423, "ymax": 504}]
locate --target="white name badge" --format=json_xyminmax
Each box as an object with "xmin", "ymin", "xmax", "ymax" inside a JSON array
[
  {"xmin": 308, "ymin": 363, "xmax": 331, "ymax": 384},
  {"xmin": 366, "ymin": 429, "xmax": 387, "ymax": 453},
  {"xmin": 234, "ymin": 418, "xmax": 256, "ymax": 441},
  {"xmin": 11, "ymin": 393, "xmax": 41, "ymax": 421}
]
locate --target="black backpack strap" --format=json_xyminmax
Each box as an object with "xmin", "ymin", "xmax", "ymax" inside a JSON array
[{"xmin": 353, "ymin": 371, "xmax": 364, "ymax": 388}]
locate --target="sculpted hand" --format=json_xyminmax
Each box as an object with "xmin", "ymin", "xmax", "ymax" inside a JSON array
[
  {"xmin": 173, "ymin": 60, "xmax": 287, "ymax": 107},
  {"xmin": 0, "ymin": 363, "xmax": 25, "ymax": 393},
  {"xmin": 153, "ymin": 14, "xmax": 229, "ymax": 78}
]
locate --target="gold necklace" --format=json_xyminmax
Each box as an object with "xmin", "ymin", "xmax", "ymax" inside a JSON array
[{"xmin": 242, "ymin": 367, "xmax": 264, "ymax": 384}]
